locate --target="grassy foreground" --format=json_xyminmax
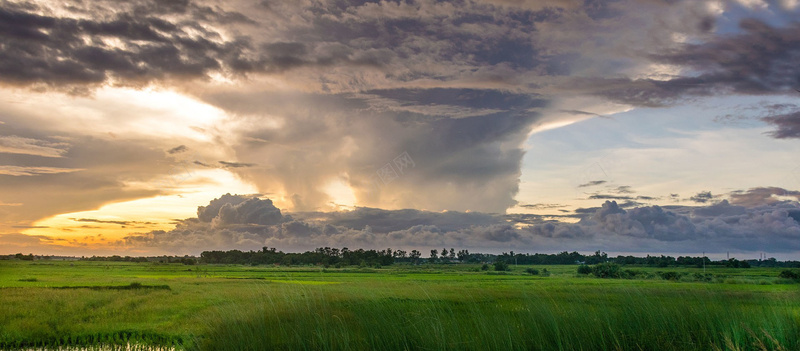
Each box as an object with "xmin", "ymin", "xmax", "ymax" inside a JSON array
[{"xmin": 0, "ymin": 261, "xmax": 798, "ymax": 350}]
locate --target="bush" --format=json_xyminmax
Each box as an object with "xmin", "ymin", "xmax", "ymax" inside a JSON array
[
  {"xmin": 525, "ymin": 268, "xmax": 540, "ymax": 275},
  {"xmin": 622, "ymin": 269, "xmax": 640, "ymax": 279},
  {"xmin": 493, "ymin": 261, "xmax": 509, "ymax": 271},
  {"xmin": 591, "ymin": 262, "xmax": 621, "ymax": 278},
  {"xmin": 658, "ymin": 271, "xmax": 683, "ymax": 281},
  {"xmin": 577, "ymin": 265, "xmax": 592, "ymax": 275},
  {"xmin": 541, "ymin": 268, "xmax": 550, "ymax": 277},
  {"xmin": 481, "ymin": 263, "xmax": 489, "ymax": 271},
  {"xmin": 779, "ymin": 270, "xmax": 800, "ymax": 280}
]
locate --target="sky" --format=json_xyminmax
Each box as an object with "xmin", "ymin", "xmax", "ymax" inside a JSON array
[{"xmin": 1, "ymin": 0, "xmax": 800, "ymax": 259}]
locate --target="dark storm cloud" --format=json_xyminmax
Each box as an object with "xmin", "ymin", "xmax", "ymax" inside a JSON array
[
  {"xmin": 126, "ymin": 195, "xmax": 800, "ymax": 255},
  {"xmin": 291, "ymin": 206, "xmax": 503, "ymax": 233},
  {"xmin": 0, "ymin": 1, "xmax": 258, "ymax": 89},
  {"xmin": 629, "ymin": 18, "xmax": 800, "ymax": 105},
  {"xmin": 200, "ymin": 90, "xmax": 537, "ymax": 212},
  {"xmin": 7, "ymin": 0, "xmax": 800, "ymax": 233},
  {"xmin": 763, "ymin": 111, "xmax": 800, "ymax": 139},
  {"xmin": 0, "ymin": 0, "xmax": 630, "ymax": 91}
]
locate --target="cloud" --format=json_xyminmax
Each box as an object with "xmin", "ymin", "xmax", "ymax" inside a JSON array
[
  {"xmin": 218, "ymin": 161, "xmax": 256, "ymax": 168},
  {"xmin": 611, "ymin": 186, "xmax": 634, "ymax": 194},
  {"xmin": 0, "ymin": 1, "xmax": 258, "ymax": 90},
  {"xmin": 4, "ymin": 0, "xmax": 800, "ymax": 235},
  {"xmin": 655, "ymin": 19, "xmax": 800, "ymax": 96},
  {"xmin": 0, "ymin": 133, "xmax": 176, "ymax": 232},
  {"xmin": 69, "ymin": 218, "xmax": 156, "ymax": 226},
  {"xmin": 0, "ymin": 136, "xmax": 69, "ymax": 157},
  {"xmin": 763, "ymin": 111, "xmax": 800, "ymax": 139},
  {"xmin": 167, "ymin": 145, "xmax": 187, "ymax": 154},
  {"xmin": 689, "ymin": 191, "xmax": 714, "ymax": 203},
  {"xmin": 729, "ymin": 187, "xmax": 800, "ymax": 207},
  {"xmin": 123, "ymin": 194, "xmax": 800, "ymax": 255},
  {"xmin": 578, "ymin": 180, "xmax": 607, "ymax": 188},
  {"xmin": 200, "ymin": 90, "xmax": 539, "ymax": 212},
  {"xmin": 588, "ymin": 194, "xmax": 633, "ymax": 200},
  {"xmin": 519, "ymin": 203, "xmax": 567, "ymax": 210},
  {"xmin": 0, "ymin": 166, "xmax": 84, "ymax": 176}
]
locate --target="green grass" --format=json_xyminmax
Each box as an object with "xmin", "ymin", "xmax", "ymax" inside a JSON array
[{"xmin": 1, "ymin": 260, "xmax": 798, "ymax": 350}]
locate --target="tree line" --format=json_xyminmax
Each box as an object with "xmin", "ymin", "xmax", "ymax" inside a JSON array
[
  {"xmin": 5, "ymin": 249, "xmax": 798, "ymax": 268},
  {"xmin": 197, "ymin": 248, "xmax": 800, "ymax": 268}
]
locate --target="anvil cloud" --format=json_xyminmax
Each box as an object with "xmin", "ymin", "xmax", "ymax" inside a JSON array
[{"xmin": 2, "ymin": 0, "xmax": 800, "ymax": 257}]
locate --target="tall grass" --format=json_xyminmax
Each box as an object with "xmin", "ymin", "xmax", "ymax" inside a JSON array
[{"xmin": 193, "ymin": 284, "xmax": 798, "ymax": 350}]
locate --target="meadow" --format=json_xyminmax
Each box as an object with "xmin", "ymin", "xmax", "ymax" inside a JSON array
[{"xmin": 0, "ymin": 260, "xmax": 798, "ymax": 350}]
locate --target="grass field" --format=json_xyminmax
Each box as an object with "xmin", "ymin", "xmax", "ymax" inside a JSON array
[{"xmin": 0, "ymin": 260, "xmax": 798, "ymax": 350}]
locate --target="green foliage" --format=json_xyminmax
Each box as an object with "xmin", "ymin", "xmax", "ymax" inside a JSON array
[
  {"xmin": 493, "ymin": 261, "xmax": 509, "ymax": 271},
  {"xmin": 591, "ymin": 262, "xmax": 622, "ymax": 278},
  {"xmin": 14, "ymin": 253, "xmax": 34, "ymax": 261},
  {"xmin": 480, "ymin": 263, "xmax": 489, "ymax": 271},
  {"xmin": 576, "ymin": 264, "xmax": 592, "ymax": 275},
  {"xmin": 525, "ymin": 268, "xmax": 539, "ymax": 275},
  {"xmin": 779, "ymin": 269, "xmax": 800, "ymax": 280}
]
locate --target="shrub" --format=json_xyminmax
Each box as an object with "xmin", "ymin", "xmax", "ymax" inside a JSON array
[
  {"xmin": 622, "ymin": 269, "xmax": 640, "ymax": 279},
  {"xmin": 591, "ymin": 262, "xmax": 621, "ymax": 278},
  {"xmin": 481, "ymin": 263, "xmax": 489, "ymax": 271},
  {"xmin": 577, "ymin": 264, "xmax": 592, "ymax": 275},
  {"xmin": 493, "ymin": 261, "xmax": 509, "ymax": 271},
  {"xmin": 779, "ymin": 270, "xmax": 800, "ymax": 280},
  {"xmin": 525, "ymin": 268, "xmax": 540, "ymax": 275},
  {"xmin": 541, "ymin": 268, "xmax": 550, "ymax": 277},
  {"xmin": 658, "ymin": 271, "xmax": 683, "ymax": 281}
]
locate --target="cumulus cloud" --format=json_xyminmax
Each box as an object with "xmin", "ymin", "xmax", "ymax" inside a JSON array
[
  {"xmin": 125, "ymin": 194, "xmax": 800, "ymax": 255},
  {"xmin": 5, "ymin": 0, "xmax": 800, "ymax": 243}
]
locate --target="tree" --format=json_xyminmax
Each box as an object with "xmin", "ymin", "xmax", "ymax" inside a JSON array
[
  {"xmin": 429, "ymin": 249, "xmax": 438, "ymax": 263},
  {"xmin": 493, "ymin": 261, "xmax": 509, "ymax": 271},
  {"xmin": 457, "ymin": 249, "xmax": 469, "ymax": 262},
  {"xmin": 409, "ymin": 250, "xmax": 421, "ymax": 264},
  {"xmin": 449, "ymin": 248, "xmax": 456, "ymax": 260}
]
